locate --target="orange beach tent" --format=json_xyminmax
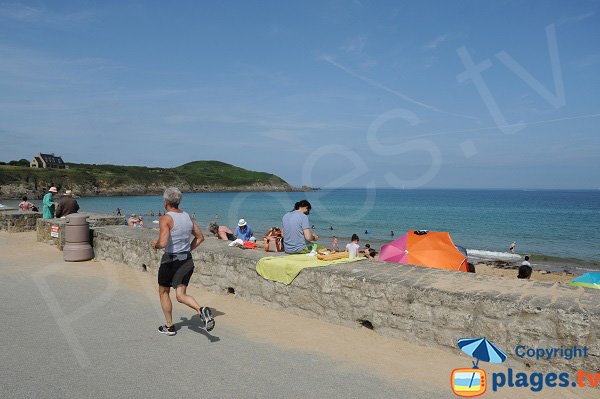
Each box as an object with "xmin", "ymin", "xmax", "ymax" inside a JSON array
[{"xmin": 379, "ymin": 230, "xmax": 468, "ymax": 272}]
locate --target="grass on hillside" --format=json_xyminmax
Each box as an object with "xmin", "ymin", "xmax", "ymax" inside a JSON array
[{"xmin": 0, "ymin": 161, "xmax": 289, "ymax": 188}]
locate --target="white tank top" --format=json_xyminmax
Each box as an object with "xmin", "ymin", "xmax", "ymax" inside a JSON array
[{"xmin": 165, "ymin": 211, "xmax": 193, "ymax": 254}]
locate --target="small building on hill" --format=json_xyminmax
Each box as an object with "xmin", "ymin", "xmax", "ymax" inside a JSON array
[{"xmin": 30, "ymin": 153, "xmax": 66, "ymax": 169}]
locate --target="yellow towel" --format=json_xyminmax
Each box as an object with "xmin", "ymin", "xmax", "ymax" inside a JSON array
[{"xmin": 256, "ymin": 254, "xmax": 365, "ymax": 285}]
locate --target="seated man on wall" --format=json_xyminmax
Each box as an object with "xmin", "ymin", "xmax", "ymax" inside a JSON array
[
  {"xmin": 234, "ymin": 218, "xmax": 254, "ymax": 242},
  {"xmin": 55, "ymin": 190, "xmax": 80, "ymax": 218},
  {"xmin": 282, "ymin": 200, "xmax": 319, "ymax": 254}
]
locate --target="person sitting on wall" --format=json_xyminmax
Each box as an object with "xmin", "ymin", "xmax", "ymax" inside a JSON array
[
  {"xmin": 264, "ymin": 227, "xmax": 283, "ymax": 252},
  {"xmin": 234, "ymin": 219, "xmax": 254, "ymax": 242},
  {"xmin": 208, "ymin": 222, "xmax": 235, "ymax": 241},
  {"xmin": 281, "ymin": 199, "xmax": 318, "ymax": 254},
  {"xmin": 128, "ymin": 214, "xmax": 144, "ymax": 227},
  {"xmin": 55, "ymin": 190, "xmax": 80, "ymax": 218},
  {"xmin": 345, "ymin": 234, "xmax": 360, "ymax": 258}
]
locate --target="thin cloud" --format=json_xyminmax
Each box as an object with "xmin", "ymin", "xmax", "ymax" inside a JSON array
[
  {"xmin": 394, "ymin": 112, "xmax": 600, "ymax": 140},
  {"xmin": 340, "ymin": 35, "xmax": 368, "ymax": 54},
  {"xmin": 0, "ymin": 2, "xmax": 92, "ymax": 24},
  {"xmin": 556, "ymin": 11, "xmax": 595, "ymax": 26},
  {"xmin": 0, "ymin": 3, "xmax": 40, "ymax": 20},
  {"xmin": 319, "ymin": 54, "xmax": 479, "ymax": 121},
  {"xmin": 423, "ymin": 34, "xmax": 449, "ymax": 50},
  {"xmin": 570, "ymin": 53, "xmax": 600, "ymax": 70},
  {"xmin": 0, "ymin": 43, "xmax": 118, "ymax": 90},
  {"xmin": 258, "ymin": 129, "xmax": 302, "ymax": 145},
  {"xmin": 164, "ymin": 114, "xmax": 198, "ymax": 124}
]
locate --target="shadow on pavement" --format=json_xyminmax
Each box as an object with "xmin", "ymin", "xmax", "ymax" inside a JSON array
[{"xmin": 177, "ymin": 314, "xmax": 220, "ymax": 342}]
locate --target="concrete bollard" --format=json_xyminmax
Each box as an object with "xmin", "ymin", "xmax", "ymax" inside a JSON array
[{"xmin": 63, "ymin": 214, "xmax": 94, "ymax": 261}]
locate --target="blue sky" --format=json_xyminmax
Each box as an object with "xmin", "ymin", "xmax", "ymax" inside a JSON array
[{"xmin": 1, "ymin": 1, "xmax": 599, "ymax": 189}]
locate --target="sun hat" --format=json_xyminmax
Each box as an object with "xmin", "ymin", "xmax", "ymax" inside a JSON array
[
  {"xmin": 48, "ymin": 187, "xmax": 57, "ymax": 193},
  {"xmin": 238, "ymin": 218, "xmax": 247, "ymax": 227}
]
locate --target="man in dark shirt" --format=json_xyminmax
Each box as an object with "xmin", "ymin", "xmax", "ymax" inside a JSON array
[{"xmin": 55, "ymin": 190, "xmax": 80, "ymax": 218}]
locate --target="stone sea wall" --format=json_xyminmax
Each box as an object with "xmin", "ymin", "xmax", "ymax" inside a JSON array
[
  {"xmin": 36, "ymin": 214, "xmax": 125, "ymax": 249},
  {"xmin": 90, "ymin": 225, "xmax": 599, "ymax": 374},
  {"xmin": 0, "ymin": 210, "xmax": 41, "ymax": 232}
]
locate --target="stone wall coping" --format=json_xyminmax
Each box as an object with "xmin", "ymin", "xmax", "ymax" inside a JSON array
[
  {"xmin": 94, "ymin": 225, "xmax": 288, "ymax": 261},
  {"xmin": 0, "ymin": 210, "xmax": 41, "ymax": 216},
  {"xmin": 36, "ymin": 212, "xmax": 126, "ymax": 224},
  {"xmin": 93, "ymin": 225, "xmax": 600, "ymax": 315},
  {"xmin": 90, "ymin": 225, "xmax": 599, "ymax": 373}
]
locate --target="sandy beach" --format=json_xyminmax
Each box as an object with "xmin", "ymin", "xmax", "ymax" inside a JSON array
[{"xmin": 474, "ymin": 262, "xmax": 577, "ymax": 283}]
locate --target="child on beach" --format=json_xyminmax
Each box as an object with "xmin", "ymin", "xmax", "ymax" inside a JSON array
[
  {"xmin": 364, "ymin": 243, "xmax": 372, "ymax": 259},
  {"xmin": 509, "ymin": 241, "xmax": 517, "ymax": 254},
  {"xmin": 517, "ymin": 264, "xmax": 532, "ymax": 279},
  {"xmin": 346, "ymin": 234, "xmax": 360, "ymax": 259},
  {"xmin": 332, "ymin": 236, "xmax": 339, "ymax": 251}
]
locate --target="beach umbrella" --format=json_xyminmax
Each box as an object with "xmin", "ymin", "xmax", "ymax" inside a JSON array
[
  {"xmin": 568, "ymin": 272, "xmax": 600, "ymax": 290},
  {"xmin": 458, "ymin": 337, "xmax": 507, "ymax": 389},
  {"xmin": 379, "ymin": 230, "xmax": 468, "ymax": 272},
  {"xmin": 458, "ymin": 337, "xmax": 507, "ymax": 367}
]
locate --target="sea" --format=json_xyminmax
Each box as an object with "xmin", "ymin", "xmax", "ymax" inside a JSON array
[{"xmin": 5, "ymin": 189, "xmax": 599, "ymax": 274}]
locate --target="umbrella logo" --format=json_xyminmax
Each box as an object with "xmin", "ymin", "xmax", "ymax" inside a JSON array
[{"xmin": 451, "ymin": 337, "xmax": 507, "ymax": 397}]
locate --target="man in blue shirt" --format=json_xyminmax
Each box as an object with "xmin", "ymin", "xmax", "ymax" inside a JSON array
[
  {"xmin": 282, "ymin": 200, "xmax": 319, "ymax": 254},
  {"xmin": 234, "ymin": 219, "xmax": 254, "ymax": 241}
]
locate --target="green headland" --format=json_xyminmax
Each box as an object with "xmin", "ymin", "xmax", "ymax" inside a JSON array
[{"xmin": 0, "ymin": 161, "xmax": 295, "ymax": 198}]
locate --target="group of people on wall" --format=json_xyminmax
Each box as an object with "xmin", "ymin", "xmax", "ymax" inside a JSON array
[
  {"xmin": 19, "ymin": 186, "xmax": 79, "ymax": 219},
  {"xmin": 206, "ymin": 199, "xmax": 374, "ymax": 257}
]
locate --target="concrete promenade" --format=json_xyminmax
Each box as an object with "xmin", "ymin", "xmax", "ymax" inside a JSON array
[
  {"xmin": 0, "ymin": 231, "xmax": 448, "ymax": 398},
  {"xmin": 0, "ymin": 231, "xmax": 595, "ymax": 398}
]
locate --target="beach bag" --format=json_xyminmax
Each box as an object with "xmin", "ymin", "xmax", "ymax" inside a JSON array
[{"xmin": 243, "ymin": 241, "xmax": 257, "ymax": 249}]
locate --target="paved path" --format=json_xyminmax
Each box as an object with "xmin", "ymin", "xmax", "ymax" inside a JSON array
[
  {"xmin": 0, "ymin": 232, "xmax": 451, "ymax": 399},
  {"xmin": 2, "ymin": 232, "xmax": 595, "ymax": 399}
]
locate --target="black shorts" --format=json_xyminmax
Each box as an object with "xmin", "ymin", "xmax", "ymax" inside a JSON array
[{"xmin": 158, "ymin": 252, "xmax": 195, "ymax": 288}]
